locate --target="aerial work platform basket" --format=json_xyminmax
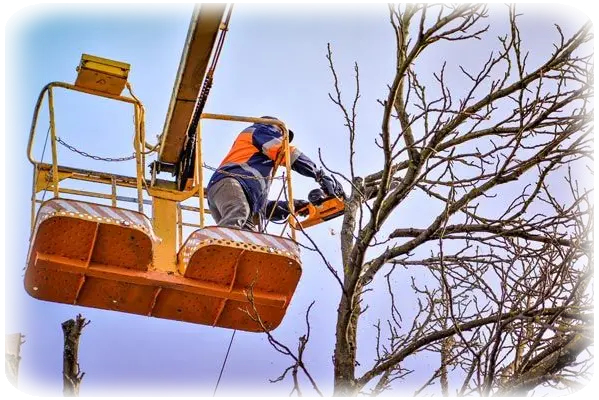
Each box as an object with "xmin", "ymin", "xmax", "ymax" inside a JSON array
[
  {"xmin": 26, "ymin": 200, "xmax": 301, "ymax": 331},
  {"xmin": 25, "ymin": 52, "xmax": 303, "ymax": 332}
]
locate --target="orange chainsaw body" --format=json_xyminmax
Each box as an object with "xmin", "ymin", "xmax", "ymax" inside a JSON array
[{"xmin": 291, "ymin": 197, "xmax": 345, "ymax": 229}]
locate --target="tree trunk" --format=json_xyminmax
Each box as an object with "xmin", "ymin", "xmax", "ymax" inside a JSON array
[
  {"xmin": 5, "ymin": 333, "xmax": 24, "ymax": 388},
  {"xmin": 497, "ymin": 332, "xmax": 592, "ymax": 396},
  {"xmin": 62, "ymin": 314, "xmax": 89, "ymax": 396},
  {"xmin": 333, "ymin": 286, "xmax": 362, "ymax": 396}
]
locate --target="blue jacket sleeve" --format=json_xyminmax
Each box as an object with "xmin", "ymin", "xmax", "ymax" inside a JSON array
[{"xmin": 289, "ymin": 148, "xmax": 319, "ymax": 179}]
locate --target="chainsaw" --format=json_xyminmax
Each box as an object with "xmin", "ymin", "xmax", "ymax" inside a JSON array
[{"xmin": 291, "ymin": 175, "xmax": 346, "ymax": 229}]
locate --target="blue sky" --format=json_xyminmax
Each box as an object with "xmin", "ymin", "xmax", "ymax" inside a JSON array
[{"xmin": 2, "ymin": 1, "xmax": 596, "ymax": 398}]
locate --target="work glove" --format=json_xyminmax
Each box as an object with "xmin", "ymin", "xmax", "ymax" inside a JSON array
[
  {"xmin": 315, "ymin": 169, "xmax": 337, "ymax": 197},
  {"xmin": 294, "ymin": 199, "xmax": 310, "ymax": 216},
  {"xmin": 265, "ymin": 200, "xmax": 310, "ymax": 221},
  {"xmin": 285, "ymin": 199, "xmax": 310, "ymax": 217}
]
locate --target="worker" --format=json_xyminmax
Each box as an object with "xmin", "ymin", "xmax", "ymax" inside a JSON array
[{"xmin": 206, "ymin": 116, "xmax": 339, "ymax": 231}]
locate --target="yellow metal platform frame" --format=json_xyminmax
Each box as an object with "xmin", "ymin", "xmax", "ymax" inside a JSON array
[{"xmin": 25, "ymin": 72, "xmax": 301, "ymax": 331}]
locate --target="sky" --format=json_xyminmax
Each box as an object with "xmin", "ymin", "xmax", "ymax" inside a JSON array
[{"xmin": 2, "ymin": 1, "xmax": 596, "ymax": 398}]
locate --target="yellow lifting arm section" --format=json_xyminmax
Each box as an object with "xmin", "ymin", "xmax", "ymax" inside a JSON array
[{"xmin": 159, "ymin": 3, "xmax": 227, "ymax": 164}]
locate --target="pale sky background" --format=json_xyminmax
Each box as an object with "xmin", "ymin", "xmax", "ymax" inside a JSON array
[{"xmin": 2, "ymin": 1, "xmax": 596, "ymax": 398}]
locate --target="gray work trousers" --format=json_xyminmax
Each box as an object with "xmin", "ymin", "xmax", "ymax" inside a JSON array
[{"xmin": 207, "ymin": 177, "xmax": 257, "ymax": 231}]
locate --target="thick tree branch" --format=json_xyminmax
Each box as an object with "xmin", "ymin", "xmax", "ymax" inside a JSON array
[
  {"xmin": 356, "ymin": 308, "xmax": 591, "ymax": 389},
  {"xmin": 495, "ymin": 331, "xmax": 592, "ymax": 396},
  {"xmin": 389, "ymin": 224, "xmax": 590, "ymax": 249}
]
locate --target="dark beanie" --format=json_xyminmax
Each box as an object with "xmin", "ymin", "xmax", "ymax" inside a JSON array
[{"xmin": 260, "ymin": 116, "xmax": 294, "ymax": 142}]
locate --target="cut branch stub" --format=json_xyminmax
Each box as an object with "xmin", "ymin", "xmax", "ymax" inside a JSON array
[
  {"xmin": 5, "ymin": 333, "xmax": 25, "ymax": 388},
  {"xmin": 62, "ymin": 314, "xmax": 90, "ymax": 397}
]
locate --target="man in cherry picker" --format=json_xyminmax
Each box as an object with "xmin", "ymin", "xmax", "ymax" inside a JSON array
[{"xmin": 206, "ymin": 116, "xmax": 341, "ymax": 231}]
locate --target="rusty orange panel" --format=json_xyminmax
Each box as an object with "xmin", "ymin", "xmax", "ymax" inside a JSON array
[
  {"xmin": 178, "ymin": 227, "xmax": 302, "ymax": 330},
  {"xmin": 184, "ymin": 244, "xmax": 243, "ymax": 284},
  {"xmin": 24, "ymin": 263, "xmax": 83, "ymax": 305},
  {"xmin": 24, "ymin": 203, "xmax": 303, "ymax": 331},
  {"xmin": 151, "ymin": 289, "xmax": 223, "ymax": 326},
  {"xmin": 76, "ymin": 277, "xmax": 158, "ymax": 315},
  {"xmin": 217, "ymin": 300, "xmax": 284, "ymax": 332},
  {"xmin": 33, "ymin": 216, "xmax": 98, "ymax": 261},
  {"xmin": 91, "ymin": 224, "xmax": 153, "ymax": 270}
]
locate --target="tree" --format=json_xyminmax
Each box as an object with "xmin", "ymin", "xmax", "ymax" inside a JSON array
[
  {"xmin": 252, "ymin": 4, "xmax": 593, "ymax": 396},
  {"xmin": 62, "ymin": 314, "xmax": 90, "ymax": 397},
  {"xmin": 0, "ymin": 314, "xmax": 90, "ymax": 400},
  {"xmin": 5, "ymin": 333, "xmax": 25, "ymax": 388}
]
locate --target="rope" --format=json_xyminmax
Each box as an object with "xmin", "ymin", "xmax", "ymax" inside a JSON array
[
  {"xmin": 263, "ymin": 173, "xmax": 287, "ymax": 231},
  {"xmin": 213, "ymin": 329, "xmax": 236, "ymax": 396},
  {"xmin": 198, "ymin": 13, "xmax": 241, "ymax": 393}
]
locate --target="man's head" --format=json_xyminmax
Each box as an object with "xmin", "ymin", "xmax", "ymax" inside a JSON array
[{"xmin": 260, "ymin": 115, "xmax": 294, "ymax": 142}]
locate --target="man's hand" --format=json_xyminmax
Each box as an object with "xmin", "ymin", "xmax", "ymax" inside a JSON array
[
  {"xmin": 265, "ymin": 199, "xmax": 310, "ymax": 221},
  {"xmin": 320, "ymin": 176, "xmax": 337, "ymax": 197},
  {"xmin": 316, "ymin": 170, "xmax": 336, "ymax": 197},
  {"xmin": 294, "ymin": 199, "xmax": 310, "ymax": 216},
  {"xmin": 316, "ymin": 169, "xmax": 345, "ymax": 198}
]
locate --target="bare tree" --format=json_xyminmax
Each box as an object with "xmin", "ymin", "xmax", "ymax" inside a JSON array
[
  {"xmin": 0, "ymin": 315, "xmax": 89, "ymax": 400},
  {"xmin": 260, "ymin": 4, "xmax": 593, "ymax": 396},
  {"xmin": 62, "ymin": 314, "xmax": 90, "ymax": 396},
  {"xmin": 5, "ymin": 333, "xmax": 25, "ymax": 388}
]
